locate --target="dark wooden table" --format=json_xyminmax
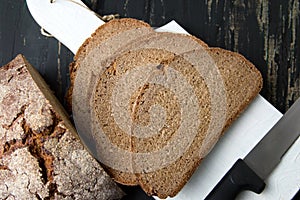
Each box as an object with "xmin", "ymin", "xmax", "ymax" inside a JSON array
[{"xmin": 1, "ymin": 0, "xmax": 299, "ymax": 199}]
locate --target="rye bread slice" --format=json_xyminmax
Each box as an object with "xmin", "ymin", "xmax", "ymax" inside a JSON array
[
  {"xmin": 72, "ymin": 30, "xmax": 210, "ymax": 185},
  {"xmin": 0, "ymin": 55, "xmax": 124, "ymax": 199},
  {"xmin": 70, "ymin": 19, "xmax": 262, "ymax": 198},
  {"xmin": 89, "ymin": 47, "xmax": 262, "ymax": 198},
  {"xmin": 66, "ymin": 18, "xmax": 152, "ymax": 110},
  {"xmin": 72, "ymin": 24, "xmax": 155, "ymax": 185}
]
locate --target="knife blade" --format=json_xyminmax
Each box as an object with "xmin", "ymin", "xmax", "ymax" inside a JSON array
[{"xmin": 205, "ymin": 98, "xmax": 300, "ymax": 200}]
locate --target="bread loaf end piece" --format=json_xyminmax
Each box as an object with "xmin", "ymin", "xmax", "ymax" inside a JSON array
[{"xmin": 0, "ymin": 55, "xmax": 124, "ymax": 200}]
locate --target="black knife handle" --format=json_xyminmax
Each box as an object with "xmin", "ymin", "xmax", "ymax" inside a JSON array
[{"xmin": 205, "ymin": 159, "xmax": 266, "ymax": 200}]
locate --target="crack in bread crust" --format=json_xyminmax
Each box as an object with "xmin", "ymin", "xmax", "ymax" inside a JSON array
[{"xmin": 0, "ymin": 55, "xmax": 125, "ymax": 200}]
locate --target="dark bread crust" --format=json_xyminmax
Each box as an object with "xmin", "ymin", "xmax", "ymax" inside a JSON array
[{"xmin": 68, "ymin": 19, "xmax": 210, "ymax": 187}]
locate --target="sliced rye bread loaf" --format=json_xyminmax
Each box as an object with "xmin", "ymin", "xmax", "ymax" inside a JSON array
[
  {"xmin": 72, "ymin": 30, "xmax": 210, "ymax": 186},
  {"xmin": 0, "ymin": 55, "xmax": 124, "ymax": 199},
  {"xmin": 70, "ymin": 19, "xmax": 262, "ymax": 198},
  {"xmin": 88, "ymin": 47, "xmax": 262, "ymax": 198},
  {"xmin": 66, "ymin": 18, "xmax": 152, "ymax": 110}
]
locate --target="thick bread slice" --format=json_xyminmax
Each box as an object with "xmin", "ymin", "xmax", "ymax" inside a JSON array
[
  {"xmin": 72, "ymin": 23, "xmax": 155, "ymax": 185},
  {"xmin": 70, "ymin": 19, "xmax": 209, "ymax": 185},
  {"xmin": 0, "ymin": 55, "xmax": 124, "ymax": 199},
  {"xmin": 87, "ymin": 46, "xmax": 262, "ymax": 198},
  {"xmin": 70, "ymin": 19, "xmax": 262, "ymax": 198},
  {"xmin": 66, "ymin": 18, "xmax": 152, "ymax": 110},
  {"xmin": 73, "ymin": 31, "xmax": 209, "ymax": 185}
]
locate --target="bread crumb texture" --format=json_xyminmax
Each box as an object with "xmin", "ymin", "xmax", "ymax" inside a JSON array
[
  {"xmin": 0, "ymin": 55, "xmax": 124, "ymax": 200},
  {"xmin": 69, "ymin": 18, "xmax": 262, "ymax": 198}
]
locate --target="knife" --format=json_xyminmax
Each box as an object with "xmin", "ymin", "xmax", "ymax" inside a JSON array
[{"xmin": 205, "ymin": 98, "xmax": 300, "ymax": 200}]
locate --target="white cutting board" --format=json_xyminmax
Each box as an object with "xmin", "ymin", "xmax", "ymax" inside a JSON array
[{"xmin": 26, "ymin": 0, "xmax": 300, "ymax": 199}]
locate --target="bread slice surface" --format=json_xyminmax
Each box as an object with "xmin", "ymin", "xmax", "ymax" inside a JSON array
[
  {"xmin": 66, "ymin": 18, "xmax": 152, "ymax": 110},
  {"xmin": 70, "ymin": 19, "xmax": 262, "ymax": 198},
  {"xmin": 72, "ymin": 26, "xmax": 211, "ymax": 185}
]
